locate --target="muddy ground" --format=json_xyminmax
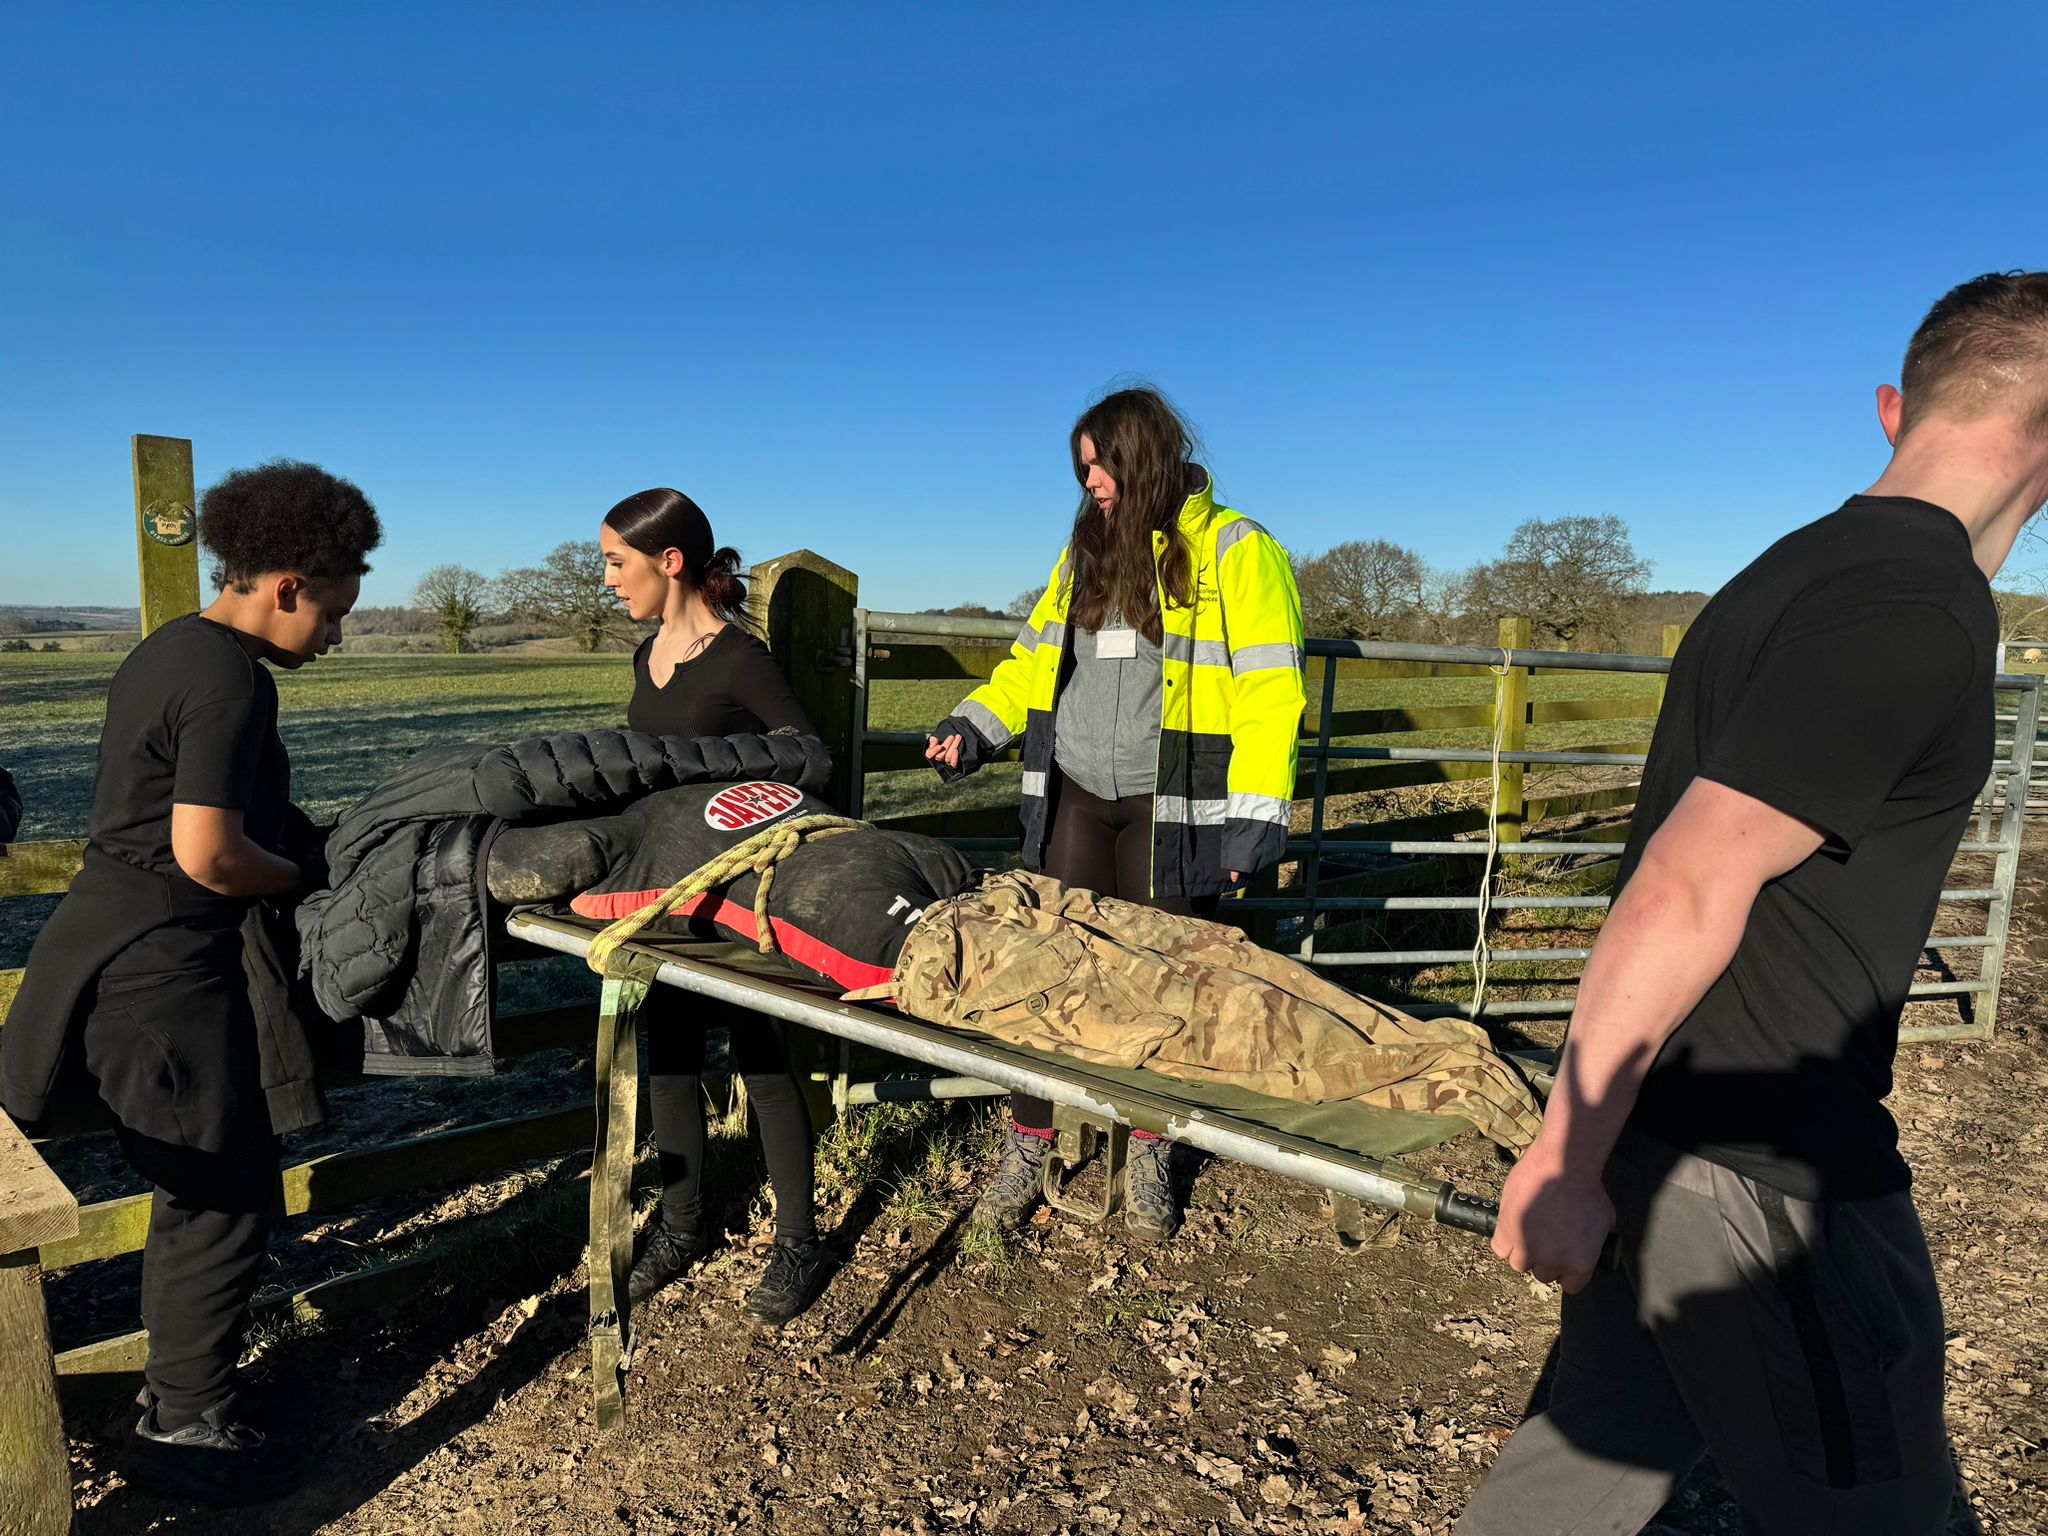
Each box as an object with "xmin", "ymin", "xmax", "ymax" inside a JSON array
[{"xmin": 50, "ymin": 831, "xmax": 2048, "ymax": 1535}]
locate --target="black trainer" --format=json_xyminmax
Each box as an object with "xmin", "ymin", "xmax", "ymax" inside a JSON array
[
  {"xmin": 117, "ymin": 1395, "xmax": 304, "ymax": 1506},
  {"xmin": 743, "ymin": 1238, "xmax": 833, "ymax": 1326},
  {"xmin": 628, "ymin": 1221, "xmax": 710, "ymax": 1303}
]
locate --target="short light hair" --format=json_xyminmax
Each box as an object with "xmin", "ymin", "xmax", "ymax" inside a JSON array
[{"xmin": 1899, "ymin": 271, "xmax": 2048, "ymax": 439}]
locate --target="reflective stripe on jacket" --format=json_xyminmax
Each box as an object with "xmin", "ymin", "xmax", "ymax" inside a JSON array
[{"xmin": 938, "ymin": 475, "xmax": 1306, "ymax": 897}]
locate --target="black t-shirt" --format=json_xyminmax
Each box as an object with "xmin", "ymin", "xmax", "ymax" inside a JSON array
[
  {"xmin": 90, "ymin": 614, "xmax": 292, "ymax": 984},
  {"xmin": 627, "ymin": 626, "xmax": 812, "ymax": 740},
  {"xmin": 1620, "ymin": 496, "xmax": 1996, "ymax": 1200}
]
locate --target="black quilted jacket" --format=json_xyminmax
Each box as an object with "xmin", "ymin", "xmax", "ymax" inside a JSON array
[
  {"xmin": 0, "ymin": 766, "xmax": 20, "ymax": 843},
  {"xmin": 298, "ymin": 730, "xmax": 831, "ymax": 1075}
]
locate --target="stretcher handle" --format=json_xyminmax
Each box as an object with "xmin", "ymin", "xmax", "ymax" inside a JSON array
[{"xmin": 1433, "ymin": 1185, "xmax": 1621, "ymax": 1271}]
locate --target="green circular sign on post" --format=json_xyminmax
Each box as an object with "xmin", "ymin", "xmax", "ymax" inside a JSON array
[{"xmin": 141, "ymin": 500, "xmax": 195, "ymax": 547}]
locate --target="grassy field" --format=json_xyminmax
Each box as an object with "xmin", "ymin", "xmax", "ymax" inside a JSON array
[{"xmin": 0, "ymin": 651, "xmax": 1663, "ymax": 840}]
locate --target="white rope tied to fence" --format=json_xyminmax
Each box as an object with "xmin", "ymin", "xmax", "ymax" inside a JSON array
[{"xmin": 1469, "ymin": 646, "xmax": 1515, "ymax": 1018}]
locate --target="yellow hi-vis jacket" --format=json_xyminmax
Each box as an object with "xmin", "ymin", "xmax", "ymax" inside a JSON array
[{"xmin": 933, "ymin": 475, "xmax": 1306, "ymax": 898}]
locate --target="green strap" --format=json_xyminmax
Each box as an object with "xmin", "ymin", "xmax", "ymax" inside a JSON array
[{"xmin": 589, "ymin": 951, "xmax": 659, "ymax": 1430}]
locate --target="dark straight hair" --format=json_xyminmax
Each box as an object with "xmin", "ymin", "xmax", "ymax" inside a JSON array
[
  {"xmin": 603, "ymin": 487, "xmax": 751, "ymax": 629},
  {"xmin": 1064, "ymin": 387, "xmax": 1201, "ymax": 645}
]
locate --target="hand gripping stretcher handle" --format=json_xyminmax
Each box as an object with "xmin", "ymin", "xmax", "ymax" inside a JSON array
[{"xmin": 1434, "ymin": 1185, "xmax": 1622, "ymax": 1272}]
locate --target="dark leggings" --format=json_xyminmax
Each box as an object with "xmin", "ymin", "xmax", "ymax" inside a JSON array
[
  {"xmin": 646, "ymin": 993, "xmax": 816, "ymax": 1243},
  {"xmin": 1011, "ymin": 773, "xmax": 1217, "ymax": 1133}
]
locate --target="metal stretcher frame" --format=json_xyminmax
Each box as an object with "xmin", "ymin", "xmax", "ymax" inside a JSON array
[{"xmin": 504, "ymin": 909, "xmax": 1524, "ymax": 1426}]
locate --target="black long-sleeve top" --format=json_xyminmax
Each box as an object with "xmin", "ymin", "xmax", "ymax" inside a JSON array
[{"xmin": 627, "ymin": 627, "xmax": 813, "ymax": 740}]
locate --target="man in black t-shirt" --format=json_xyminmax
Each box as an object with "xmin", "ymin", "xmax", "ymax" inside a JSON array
[{"xmin": 1459, "ymin": 273, "xmax": 2048, "ymax": 1536}]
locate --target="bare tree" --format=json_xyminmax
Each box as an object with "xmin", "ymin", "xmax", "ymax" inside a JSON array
[
  {"xmin": 498, "ymin": 541, "xmax": 634, "ymax": 653},
  {"xmin": 1006, "ymin": 585, "xmax": 1048, "ymax": 620},
  {"xmin": 1293, "ymin": 539, "xmax": 1429, "ymax": 640},
  {"xmin": 1414, "ymin": 565, "xmax": 1472, "ymax": 644},
  {"xmin": 1994, "ymin": 578, "xmax": 2048, "ymax": 658},
  {"xmin": 411, "ymin": 564, "xmax": 491, "ymax": 654},
  {"xmin": 1485, "ymin": 515, "xmax": 1653, "ymax": 648}
]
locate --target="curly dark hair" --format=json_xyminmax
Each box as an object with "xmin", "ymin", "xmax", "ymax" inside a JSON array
[{"xmin": 199, "ymin": 459, "xmax": 384, "ymax": 592}]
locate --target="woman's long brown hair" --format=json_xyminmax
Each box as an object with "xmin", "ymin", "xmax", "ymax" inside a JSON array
[{"xmin": 1063, "ymin": 387, "xmax": 1202, "ymax": 645}]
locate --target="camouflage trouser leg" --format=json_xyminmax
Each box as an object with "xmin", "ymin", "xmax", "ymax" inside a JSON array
[{"xmin": 889, "ymin": 873, "xmax": 1542, "ymax": 1151}]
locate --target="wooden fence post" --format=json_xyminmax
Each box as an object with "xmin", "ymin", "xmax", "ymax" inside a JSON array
[
  {"xmin": 1493, "ymin": 617, "xmax": 1532, "ymax": 843},
  {"xmin": 746, "ymin": 552, "xmax": 860, "ymax": 1127},
  {"xmin": 747, "ymin": 551, "xmax": 859, "ymax": 814},
  {"xmin": 0, "ymin": 1114, "xmax": 80, "ymax": 1534},
  {"xmin": 1657, "ymin": 622, "xmax": 1687, "ymax": 712},
  {"xmin": 132, "ymin": 435, "xmax": 201, "ymax": 636}
]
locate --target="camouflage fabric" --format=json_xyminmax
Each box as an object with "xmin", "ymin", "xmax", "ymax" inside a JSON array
[{"xmin": 864, "ymin": 871, "xmax": 1544, "ymax": 1152}]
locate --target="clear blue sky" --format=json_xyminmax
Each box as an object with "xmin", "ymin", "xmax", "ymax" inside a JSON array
[{"xmin": 3, "ymin": 2, "xmax": 2044, "ymax": 614}]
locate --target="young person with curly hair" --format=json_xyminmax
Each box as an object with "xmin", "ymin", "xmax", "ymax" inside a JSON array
[
  {"xmin": 926, "ymin": 388, "xmax": 1306, "ymax": 1241},
  {"xmin": 597, "ymin": 488, "xmax": 833, "ymax": 1326},
  {"xmin": 2, "ymin": 459, "xmax": 378, "ymax": 1505}
]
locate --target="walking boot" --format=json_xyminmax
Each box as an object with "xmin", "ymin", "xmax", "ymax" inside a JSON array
[
  {"xmin": 971, "ymin": 1124, "xmax": 1053, "ymax": 1233},
  {"xmin": 1123, "ymin": 1136, "xmax": 1180, "ymax": 1242},
  {"xmin": 118, "ymin": 1394, "xmax": 305, "ymax": 1506},
  {"xmin": 743, "ymin": 1237, "xmax": 834, "ymax": 1326},
  {"xmin": 628, "ymin": 1219, "xmax": 709, "ymax": 1303}
]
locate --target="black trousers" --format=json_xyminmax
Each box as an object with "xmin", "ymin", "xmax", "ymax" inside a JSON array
[
  {"xmin": 645, "ymin": 992, "xmax": 816, "ymax": 1243},
  {"xmin": 81, "ymin": 973, "xmax": 279, "ymax": 1425},
  {"xmin": 1011, "ymin": 773, "xmax": 1217, "ymax": 1133}
]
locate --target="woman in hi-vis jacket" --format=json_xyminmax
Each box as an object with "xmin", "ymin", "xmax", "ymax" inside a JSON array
[{"xmin": 927, "ymin": 385, "xmax": 1306, "ymax": 1242}]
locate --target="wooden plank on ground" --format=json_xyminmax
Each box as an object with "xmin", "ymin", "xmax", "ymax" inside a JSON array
[
  {"xmin": 42, "ymin": 1103, "xmax": 590, "ymax": 1270},
  {"xmin": 0, "ymin": 1109, "xmax": 77, "ymax": 1257},
  {"xmin": 0, "ymin": 841, "xmax": 85, "ymax": 900}
]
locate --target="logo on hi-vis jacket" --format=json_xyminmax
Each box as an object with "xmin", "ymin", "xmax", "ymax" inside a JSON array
[
  {"xmin": 703, "ymin": 781, "xmax": 805, "ymax": 833},
  {"xmin": 141, "ymin": 500, "xmax": 195, "ymax": 547}
]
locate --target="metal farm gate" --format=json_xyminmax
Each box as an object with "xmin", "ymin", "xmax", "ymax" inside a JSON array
[{"xmin": 848, "ymin": 609, "xmax": 2042, "ymax": 1046}]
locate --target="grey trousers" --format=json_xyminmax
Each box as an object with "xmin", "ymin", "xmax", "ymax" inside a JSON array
[{"xmin": 1457, "ymin": 1133, "xmax": 1954, "ymax": 1536}]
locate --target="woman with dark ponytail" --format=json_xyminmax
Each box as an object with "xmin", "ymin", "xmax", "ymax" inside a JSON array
[{"xmin": 597, "ymin": 488, "xmax": 832, "ymax": 1326}]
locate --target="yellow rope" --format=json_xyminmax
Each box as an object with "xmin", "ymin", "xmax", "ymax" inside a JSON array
[{"xmin": 584, "ymin": 812, "xmax": 868, "ymax": 976}]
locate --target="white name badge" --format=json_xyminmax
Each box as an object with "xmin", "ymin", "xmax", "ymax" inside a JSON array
[{"xmin": 1097, "ymin": 627, "xmax": 1138, "ymax": 659}]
